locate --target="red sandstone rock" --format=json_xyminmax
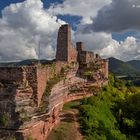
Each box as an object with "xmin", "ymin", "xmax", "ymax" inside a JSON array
[{"xmin": 0, "ymin": 24, "xmax": 108, "ymax": 140}]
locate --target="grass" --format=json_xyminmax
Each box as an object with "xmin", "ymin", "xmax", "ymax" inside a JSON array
[
  {"xmin": 63, "ymin": 101, "xmax": 81, "ymax": 110},
  {"xmin": 48, "ymin": 100, "xmax": 82, "ymax": 140},
  {"xmin": 47, "ymin": 122, "xmax": 76, "ymax": 140}
]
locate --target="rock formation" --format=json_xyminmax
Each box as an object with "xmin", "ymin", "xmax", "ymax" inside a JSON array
[{"xmin": 0, "ymin": 24, "xmax": 108, "ymax": 140}]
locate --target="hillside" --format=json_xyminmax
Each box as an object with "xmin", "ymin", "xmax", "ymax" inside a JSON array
[
  {"xmin": 0, "ymin": 59, "xmax": 55, "ymax": 66},
  {"xmin": 109, "ymin": 57, "xmax": 140, "ymax": 76},
  {"xmin": 126, "ymin": 60, "xmax": 140, "ymax": 69},
  {"xmin": 79, "ymin": 74, "xmax": 140, "ymax": 140}
]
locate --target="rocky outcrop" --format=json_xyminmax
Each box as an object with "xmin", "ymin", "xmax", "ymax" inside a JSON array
[
  {"xmin": 0, "ymin": 24, "xmax": 108, "ymax": 140},
  {"xmin": 0, "ymin": 62, "xmax": 107, "ymax": 140}
]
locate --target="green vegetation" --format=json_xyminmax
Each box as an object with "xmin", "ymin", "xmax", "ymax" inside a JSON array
[
  {"xmin": 83, "ymin": 71, "xmax": 94, "ymax": 80},
  {"xmin": 38, "ymin": 65, "xmax": 69, "ymax": 113},
  {"xmin": 18, "ymin": 108, "xmax": 31, "ymax": 122},
  {"xmin": 45, "ymin": 74, "xmax": 64, "ymax": 96},
  {"xmin": 9, "ymin": 136, "xmax": 16, "ymax": 140},
  {"xmin": 79, "ymin": 74, "xmax": 140, "ymax": 140},
  {"xmin": 109, "ymin": 57, "xmax": 140, "ymax": 76},
  {"xmin": 47, "ymin": 121, "xmax": 76, "ymax": 140},
  {"xmin": 37, "ymin": 73, "xmax": 65, "ymax": 113},
  {"xmin": 20, "ymin": 113, "xmax": 31, "ymax": 122},
  {"xmin": 50, "ymin": 63, "xmax": 56, "ymax": 76},
  {"xmin": 48, "ymin": 101, "xmax": 81, "ymax": 140},
  {"xmin": 63, "ymin": 101, "xmax": 81, "ymax": 110},
  {"xmin": 45, "ymin": 64, "xmax": 72, "ymax": 96},
  {"xmin": 45, "ymin": 67, "xmax": 66, "ymax": 96},
  {"xmin": 0, "ymin": 113, "xmax": 9, "ymax": 127},
  {"xmin": 27, "ymin": 136, "xmax": 37, "ymax": 140}
]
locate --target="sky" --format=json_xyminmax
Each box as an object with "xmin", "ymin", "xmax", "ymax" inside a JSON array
[{"xmin": 0, "ymin": 0, "xmax": 140, "ymax": 61}]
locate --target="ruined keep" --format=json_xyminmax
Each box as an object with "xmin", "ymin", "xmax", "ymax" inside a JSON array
[
  {"xmin": 56, "ymin": 24, "xmax": 77, "ymax": 63},
  {"xmin": 0, "ymin": 24, "xmax": 108, "ymax": 140}
]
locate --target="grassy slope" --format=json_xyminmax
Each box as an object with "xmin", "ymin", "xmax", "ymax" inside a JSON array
[
  {"xmin": 47, "ymin": 121, "xmax": 77, "ymax": 140},
  {"xmin": 47, "ymin": 101, "xmax": 82, "ymax": 140}
]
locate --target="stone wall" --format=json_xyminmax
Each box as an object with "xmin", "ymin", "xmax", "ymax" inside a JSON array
[
  {"xmin": 0, "ymin": 67, "xmax": 25, "ymax": 84},
  {"xmin": 56, "ymin": 24, "xmax": 77, "ymax": 63},
  {"xmin": 76, "ymin": 42, "xmax": 84, "ymax": 52},
  {"xmin": 0, "ymin": 24, "xmax": 109, "ymax": 140},
  {"xmin": 0, "ymin": 62, "xmax": 108, "ymax": 140},
  {"xmin": 0, "ymin": 62, "xmax": 67, "ymax": 106},
  {"xmin": 85, "ymin": 51, "xmax": 95, "ymax": 63},
  {"xmin": 2, "ymin": 92, "xmax": 92, "ymax": 140},
  {"xmin": 102, "ymin": 59, "xmax": 109, "ymax": 79},
  {"xmin": 76, "ymin": 42, "xmax": 94, "ymax": 64},
  {"xmin": 36, "ymin": 62, "xmax": 66, "ymax": 106}
]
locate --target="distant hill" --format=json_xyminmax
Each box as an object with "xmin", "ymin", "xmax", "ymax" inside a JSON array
[
  {"xmin": 109, "ymin": 57, "xmax": 140, "ymax": 76},
  {"xmin": 0, "ymin": 57, "xmax": 140, "ymax": 76},
  {"xmin": 126, "ymin": 60, "xmax": 140, "ymax": 70},
  {"xmin": 0, "ymin": 59, "xmax": 55, "ymax": 67}
]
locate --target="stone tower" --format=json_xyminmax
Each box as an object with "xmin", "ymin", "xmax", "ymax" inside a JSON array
[
  {"xmin": 56, "ymin": 24, "xmax": 77, "ymax": 63},
  {"xmin": 76, "ymin": 42, "xmax": 84, "ymax": 52}
]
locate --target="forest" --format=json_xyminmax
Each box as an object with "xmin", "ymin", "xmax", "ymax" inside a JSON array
[{"xmin": 79, "ymin": 74, "xmax": 140, "ymax": 140}]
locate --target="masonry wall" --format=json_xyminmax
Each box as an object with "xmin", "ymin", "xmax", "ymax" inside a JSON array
[
  {"xmin": 76, "ymin": 42, "xmax": 94, "ymax": 64},
  {"xmin": 36, "ymin": 61, "xmax": 67, "ymax": 106},
  {"xmin": 68, "ymin": 43, "xmax": 77, "ymax": 63},
  {"xmin": 0, "ymin": 66, "xmax": 46, "ymax": 107},
  {"xmin": 56, "ymin": 25, "xmax": 69, "ymax": 62},
  {"xmin": 0, "ymin": 62, "xmax": 68, "ymax": 133},
  {"xmin": 56, "ymin": 24, "xmax": 77, "ymax": 63},
  {"xmin": 0, "ymin": 61, "xmax": 67, "ymax": 108},
  {"xmin": 103, "ymin": 59, "xmax": 109, "ymax": 79},
  {"xmin": 0, "ymin": 23, "xmax": 109, "ymax": 140},
  {"xmin": 0, "ymin": 67, "xmax": 25, "ymax": 84},
  {"xmin": 85, "ymin": 51, "xmax": 95, "ymax": 63},
  {"xmin": 0, "ymin": 67, "xmax": 36, "ymax": 130}
]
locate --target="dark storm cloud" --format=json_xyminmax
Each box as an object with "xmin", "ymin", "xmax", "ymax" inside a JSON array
[{"xmin": 91, "ymin": 0, "xmax": 140, "ymax": 32}]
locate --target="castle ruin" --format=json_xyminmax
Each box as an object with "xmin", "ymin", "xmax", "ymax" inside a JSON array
[{"xmin": 0, "ymin": 24, "xmax": 108, "ymax": 140}]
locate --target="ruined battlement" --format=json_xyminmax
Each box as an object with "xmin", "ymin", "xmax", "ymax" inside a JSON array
[
  {"xmin": 0, "ymin": 61, "xmax": 66, "ymax": 106},
  {"xmin": 76, "ymin": 42, "xmax": 84, "ymax": 52},
  {"xmin": 56, "ymin": 24, "xmax": 77, "ymax": 63},
  {"xmin": 56, "ymin": 24, "xmax": 105, "ymax": 65},
  {"xmin": 0, "ymin": 67, "xmax": 25, "ymax": 83},
  {"xmin": 0, "ymin": 24, "xmax": 108, "ymax": 140}
]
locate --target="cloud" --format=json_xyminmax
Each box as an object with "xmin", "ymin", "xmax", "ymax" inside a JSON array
[
  {"xmin": 49, "ymin": 0, "xmax": 140, "ymax": 60},
  {"xmin": 0, "ymin": 0, "xmax": 65, "ymax": 61},
  {"xmin": 75, "ymin": 30, "xmax": 112, "ymax": 50},
  {"xmin": 89, "ymin": 0, "xmax": 140, "ymax": 32},
  {"xmin": 0, "ymin": 0, "xmax": 139, "ymax": 61},
  {"xmin": 75, "ymin": 28, "xmax": 140, "ymax": 61},
  {"xmin": 100, "ymin": 36, "xmax": 140, "ymax": 61},
  {"xmin": 48, "ymin": 0, "xmax": 111, "ymax": 24}
]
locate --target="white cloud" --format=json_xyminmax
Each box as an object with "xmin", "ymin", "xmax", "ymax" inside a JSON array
[
  {"xmin": 0, "ymin": 0, "xmax": 139, "ymax": 61},
  {"xmin": 100, "ymin": 36, "xmax": 140, "ymax": 61},
  {"xmin": 75, "ymin": 28, "xmax": 140, "ymax": 61},
  {"xmin": 75, "ymin": 30, "xmax": 112, "ymax": 51},
  {"xmin": 48, "ymin": 0, "xmax": 140, "ymax": 60},
  {"xmin": 48, "ymin": 0, "xmax": 111, "ymax": 24},
  {"xmin": 0, "ymin": 0, "xmax": 65, "ymax": 61}
]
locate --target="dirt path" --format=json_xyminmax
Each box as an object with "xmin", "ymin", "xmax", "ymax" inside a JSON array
[
  {"xmin": 47, "ymin": 109, "xmax": 83, "ymax": 140},
  {"xmin": 60, "ymin": 109, "xmax": 83, "ymax": 140}
]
